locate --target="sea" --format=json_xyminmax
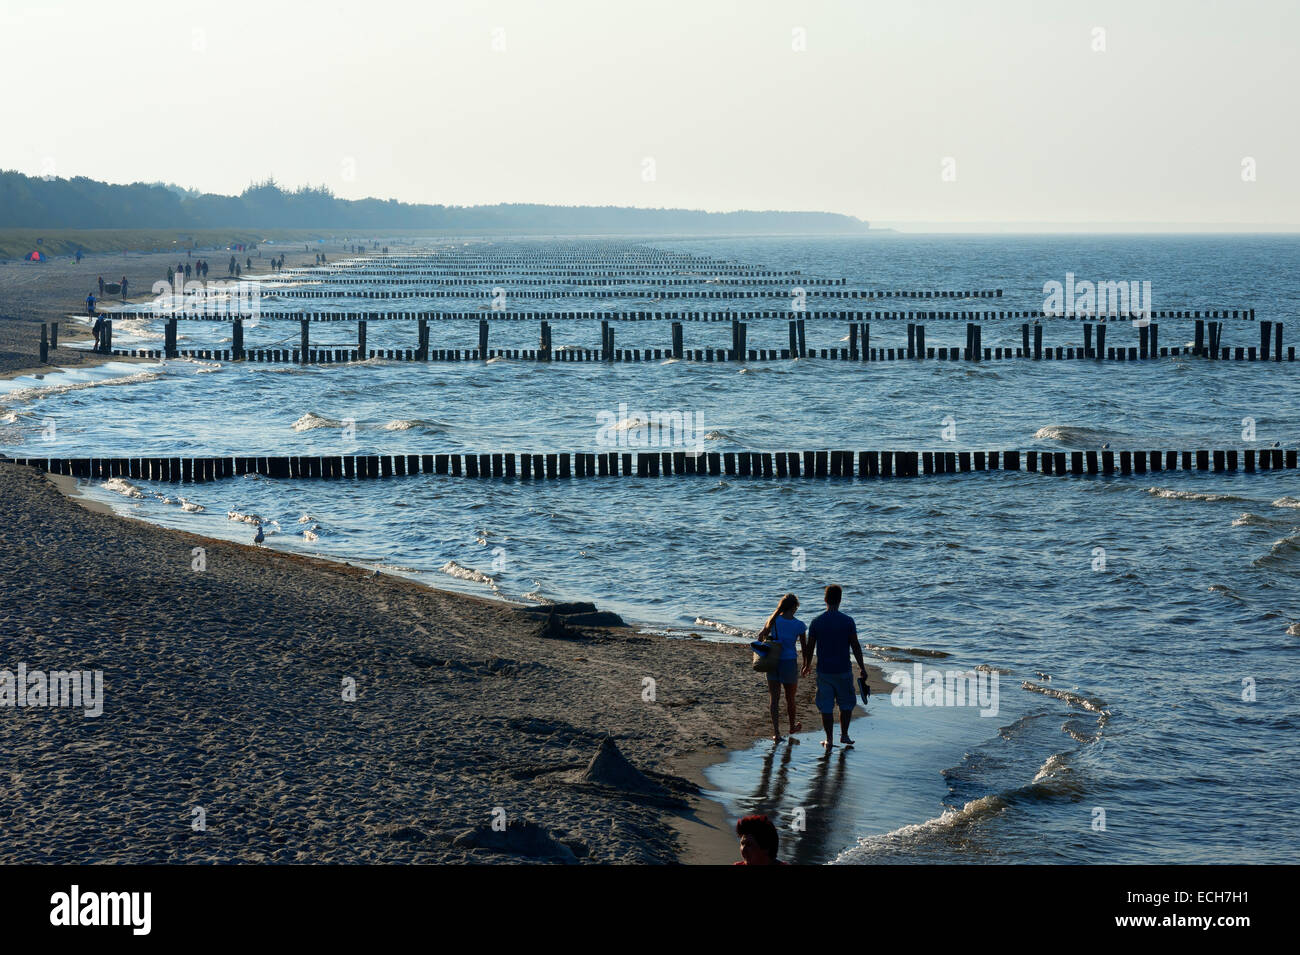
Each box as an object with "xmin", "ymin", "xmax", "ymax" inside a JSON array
[{"xmin": 2, "ymin": 233, "xmax": 1298, "ymax": 864}]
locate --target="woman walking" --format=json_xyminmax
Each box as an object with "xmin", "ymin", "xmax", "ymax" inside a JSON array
[{"xmin": 759, "ymin": 593, "xmax": 807, "ymax": 743}]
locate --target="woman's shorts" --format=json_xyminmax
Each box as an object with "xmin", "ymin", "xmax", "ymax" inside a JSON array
[{"xmin": 767, "ymin": 660, "xmax": 800, "ymax": 685}]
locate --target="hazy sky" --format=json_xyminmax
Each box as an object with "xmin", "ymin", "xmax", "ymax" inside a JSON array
[{"xmin": 2, "ymin": 0, "xmax": 1297, "ymax": 227}]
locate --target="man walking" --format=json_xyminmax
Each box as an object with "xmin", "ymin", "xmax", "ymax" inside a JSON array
[{"xmin": 801, "ymin": 584, "xmax": 868, "ymax": 750}]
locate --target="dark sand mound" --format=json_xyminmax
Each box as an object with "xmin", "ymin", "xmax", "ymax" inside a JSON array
[{"xmin": 452, "ymin": 819, "xmax": 580, "ymax": 863}]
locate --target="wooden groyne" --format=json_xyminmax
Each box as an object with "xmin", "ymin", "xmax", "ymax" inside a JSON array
[
  {"xmin": 102, "ymin": 307, "xmax": 1258, "ymax": 323},
  {"xmin": 100, "ymin": 317, "xmax": 1293, "ymax": 363},
  {"xmin": 265, "ymin": 287, "xmax": 1006, "ymax": 301},
  {"xmin": 12, "ymin": 448, "xmax": 1297, "ymax": 483}
]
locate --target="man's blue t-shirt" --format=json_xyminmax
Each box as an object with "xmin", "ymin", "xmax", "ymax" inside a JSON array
[{"xmin": 809, "ymin": 609, "xmax": 857, "ymax": 674}]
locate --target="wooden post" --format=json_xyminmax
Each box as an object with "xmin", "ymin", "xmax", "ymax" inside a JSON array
[
  {"xmin": 916, "ymin": 324, "xmax": 925, "ymax": 358},
  {"xmin": 1084, "ymin": 322, "xmax": 1093, "ymax": 357},
  {"xmin": 300, "ymin": 318, "xmax": 309, "ymax": 364},
  {"xmin": 50, "ymin": 322, "xmax": 58, "ymax": 349},
  {"xmin": 358, "ymin": 319, "xmax": 367, "ymax": 356},
  {"xmin": 1194, "ymin": 319, "xmax": 1205, "ymax": 356},
  {"xmin": 478, "ymin": 318, "xmax": 489, "ymax": 359},
  {"xmin": 797, "ymin": 318, "xmax": 806, "ymax": 357},
  {"xmin": 907, "ymin": 323, "xmax": 915, "ymax": 358},
  {"xmin": 165, "ymin": 318, "xmax": 177, "ymax": 358},
  {"xmin": 233, "ymin": 318, "xmax": 244, "ymax": 359},
  {"xmin": 1276, "ymin": 322, "xmax": 1283, "ymax": 362},
  {"xmin": 1095, "ymin": 323, "xmax": 1106, "ymax": 360},
  {"xmin": 1033, "ymin": 324, "xmax": 1043, "ymax": 360},
  {"xmin": 1261, "ymin": 321, "xmax": 1272, "ymax": 360},
  {"xmin": 39, "ymin": 323, "xmax": 48, "ymax": 363},
  {"xmin": 1021, "ymin": 323, "xmax": 1030, "ymax": 356},
  {"xmin": 788, "ymin": 320, "xmax": 798, "ymax": 357},
  {"xmin": 417, "ymin": 316, "xmax": 429, "ymax": 360},
  {"xmin": 672, "ymin": 322, "xmax": 683, "ymax": 359},
  {"xmin": 539, "ymin": 321, "xmax": 551, "ymax": 361},
  {"xmin": 849, "ymin": 324, "xmax": 859, "ymax": 360}
]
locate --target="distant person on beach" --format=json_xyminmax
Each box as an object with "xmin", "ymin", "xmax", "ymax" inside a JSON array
[
  {"xmin": 119, "ymin": 276, "xmax": 129, "ymax": 299},
  {"xmin": 734, "ymin": 814, "xmax": 786, "ymax": 865},
  {"xmin": 802, "ymin": 584, "xmax": 868, "ymax": 750},
  {"xmin": 91, "ymin": 314, "xmax": 104, "ymax": 351},
  {"xmin": 85, "ymin": 292, "xmax": 96, "ymax": 316},
  {"xmin": 74, "ymin": 250, "xmax": 82, "ymax": 264},
  {"xmin": 758, "ymin": 592, "xmax": 806, "ymax": 742},
  {"xmin": 98, "ymin": 276, "xmax": 104, "ymax": 294}
]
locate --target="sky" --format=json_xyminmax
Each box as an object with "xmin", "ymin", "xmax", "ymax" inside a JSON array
[{"xmin": 1, "ymin": 0, "xmax": 1297, "ymax": 229}]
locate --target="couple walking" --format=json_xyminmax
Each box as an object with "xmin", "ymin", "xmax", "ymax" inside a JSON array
[{"xmin": 758, "ymin": 584, "xmax": 867, "ymax": 750}]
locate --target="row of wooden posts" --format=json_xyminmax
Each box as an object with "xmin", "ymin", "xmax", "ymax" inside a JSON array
[
  {"xmin": 104, "ymin": 317, "xmax": 1294, "ymax": 364},
  {"xmin": 105, "ymin": 307, "xmax": 1260, "ymax": 323},
  {"xmin": 268, "ymin": 287, "xmax": 1006, "ymax": 300},
  {"xmin": 285, "ymin": 275, "xmax": 847, "ymax": 286},
  {"xmin": 321, "ymin": 268, "xmax": 814, "ymax": 278},
  {"xmin": 15, "ymin": 447, "xmax": 1298, "ymax": 483}
]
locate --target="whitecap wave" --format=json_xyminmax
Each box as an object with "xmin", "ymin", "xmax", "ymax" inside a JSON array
[
  {"xmin": 1, "ymin": 369, "xmax": 164, "ymax": 405},
  {"xmin": 291, "ymin": 412, "xmax": 344, "ymax": 432},
  {"xmin": 101, "ymin": 478, "xmax": 144, "ymax": 499},
  {"xmin": 1145, "ymin": 487, "xmax": 1247, "ymax": 504}
]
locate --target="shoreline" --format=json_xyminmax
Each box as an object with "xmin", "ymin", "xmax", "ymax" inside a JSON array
[
  {"xmin": 0, "ymin": 459, "xmax": 775, "ymax": 863},
  {"xmin": 15, "ymin": 460, "xmax": 902, "ymax": 865}
]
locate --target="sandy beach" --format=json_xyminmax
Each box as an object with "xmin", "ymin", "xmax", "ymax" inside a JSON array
[
  {"xmin": 0, "ymin": 456, "xmax": 804, "ymax": 863},
  {"xmin": 0, "ymin": 242, "xmax": 348, "ymax": 377}
]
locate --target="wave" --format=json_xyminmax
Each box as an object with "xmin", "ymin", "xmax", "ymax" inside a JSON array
[
  {"xmin": 1033, "ymin": 425, "xmax": 1123, "ymax": 444},
  {"xmin": 1254, "ymin": 533, "xmax": 1300, "ymax": 568},
  {"xmin": 1145, "ymin": 487, "xmax": 1248, "ymax": 504},
  {"xmin": 1021, "ymin": 680, "xmax": 1110, "ymax": 716},
  {"xmin": 692, "ymin": 616, "xmax": 750, "ymax": 638},
  {"xmin": 1232, "ymin": 512, "xmax": 1278, "ymax": 527},
  {"xmin": 439, "ymin": 560, "xmax": 496, "ymax": 586},
  {"xmin": 1272, "ymin": 496, "xmax": 1300, "ymax": 509},
  {"xmin": 227, "ymin": 510, "xmax": 265, "ymax": 525},
  {"xmin": 861, "ymin": 642, "xmax": 950, "ymax": 659},
  {"xmin": 100, "ymin": 478, "xmax": 145, "ymax": 499},
  {"xmin": 382, "ymin": 418, "xmax": 449, "ymax": 433},
  {"xmin": 1288, "ymin": 622, "xmax": 1300, "ymax": 636},
  {"xmin": 291, "ymin": 412, "xmax": 345, "ymax": 432},
  {"xmin": 832, "ymin": 751, "xmax": 1080, "ymax": 863},
  {"xmin": 0, "ymin": 369, "xmax": 164, "ymax": 405},
  {"xmin": 177, "ymin": 497, "xmax": 205, "ymax": 513}
]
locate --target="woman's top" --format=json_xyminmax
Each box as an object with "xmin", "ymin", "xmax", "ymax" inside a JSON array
[{"xmin": 769, "ymin": 615, "xmax": 807, "ymax": 661}]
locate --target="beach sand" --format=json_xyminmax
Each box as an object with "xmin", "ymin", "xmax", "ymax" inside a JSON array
[
  {"xmin": 0, "ymin": 459, "xmax": 786, "ymax": 863},
  {"xmin": 0, "ymin": 242, "xmax": 350, "ymax": 377}
]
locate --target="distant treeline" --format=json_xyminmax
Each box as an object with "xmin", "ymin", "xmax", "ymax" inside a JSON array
[{"xmin": 0, "ymin": 171, "xmax": 868, "ymax": 235}]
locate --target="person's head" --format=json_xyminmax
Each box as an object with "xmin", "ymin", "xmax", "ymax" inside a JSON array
[
  {"xmin": 824, "ymin": 584, "xmax": 842, "ymax": 609},
  {"xmin": 736, "ymin": 814, "xmax": 779, "ymax": 864},
  {"xmin": 763, "ymin": 593, "xmax": 799, "ymax": 637}
]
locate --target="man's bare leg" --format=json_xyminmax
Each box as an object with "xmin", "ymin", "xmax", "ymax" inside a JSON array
[{"xmin": 840, "ymin": 710, "xmax": 854, "ymax": 745}]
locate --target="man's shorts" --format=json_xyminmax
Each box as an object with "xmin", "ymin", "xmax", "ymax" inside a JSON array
[
  {"xmin": 815, "ymin": 671, "xmax": 857, "ymax": 714},
  {"xmin": 766, "ymin": 659, "xmax": 800, "ymax": 685}
]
